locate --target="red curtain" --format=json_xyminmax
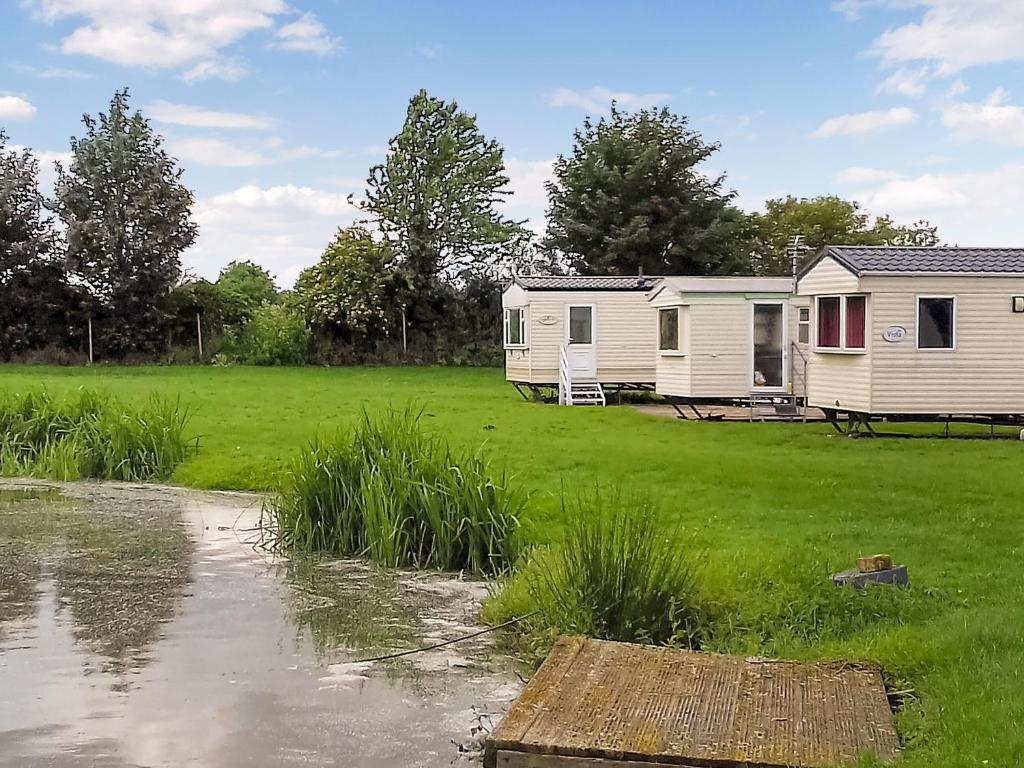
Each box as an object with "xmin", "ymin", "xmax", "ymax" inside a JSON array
[
  {"xmin": 845, "ymin": 296, "xmax": 866, "ymax": 348},
  {"xmin": 817, "ymin": 297, "xmax": 840, "ymax": 347}
]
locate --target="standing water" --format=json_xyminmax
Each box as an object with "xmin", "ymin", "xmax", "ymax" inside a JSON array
[{"xmin": 0, "ymin": 480, "xmax": 521, "ymax": 767}]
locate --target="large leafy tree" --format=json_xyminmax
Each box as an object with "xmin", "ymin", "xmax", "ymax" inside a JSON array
[
  {"xmin": 214, "ymin": 260, "xmax": 278, "ymax": 326},
  {"xmin": 544, "ymin": 104, "xmax": 754, "ymax": 276},
  {"xmin": 295, "ymin": 227, "xmax": 403, "ymax": 339},
  {"xmin": 52, "ymin": 89, "xmax": 197, "ymax": 355},
  {"xmin": 359, "ymin": 89, "xmax": 524, "ymax": 290},
  {"xmin": 0, "ymin": 133, "xmax": 81, "ymax": 358},
  {"xmin": 750, "ymin": 195, "xmax": 940, "ymax": 274}
]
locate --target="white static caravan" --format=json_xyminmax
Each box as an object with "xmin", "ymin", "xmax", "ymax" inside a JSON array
[
  {"xmin": 648, "ymin": 277, "xmax": 810, "ymax": 408},
  {"xmin": 501, "ymin": 275, "xmax": 660, "ymax": 402},
  {"xmin": 796, "ymin": 245, "xmax": 1024, "ymax": 423}
]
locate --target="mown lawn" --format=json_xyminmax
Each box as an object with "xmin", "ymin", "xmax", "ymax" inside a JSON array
[{"xmin": 2, "ymin": 364, "xmax": 1022, "ymax": 766}]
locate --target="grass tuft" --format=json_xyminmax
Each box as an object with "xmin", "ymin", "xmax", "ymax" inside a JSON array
[
  {"xmin": 487, "ymin": 489, "xmax": 704, "ymax": 647},
  {"xmin": 271, "ymin": 406, "xmax": 525, "ymax": 576},
  {"xmin": 0, "ymin": 388, "xmax": 192, "ymax": 482}
]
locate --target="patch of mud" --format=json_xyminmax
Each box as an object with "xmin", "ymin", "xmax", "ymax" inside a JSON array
[{"xmin": 0, "ymin": 479, "xmax": 521, "ymax": 767}]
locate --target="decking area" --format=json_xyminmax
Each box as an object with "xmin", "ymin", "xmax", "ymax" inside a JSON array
[{"xmin": 485, "ymin": 637, "xmax": 900, "ymax": 768}]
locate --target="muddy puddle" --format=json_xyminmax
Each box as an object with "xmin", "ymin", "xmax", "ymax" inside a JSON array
[{"xmin": 0, "ymin": 480, "xmax": 522, "ymax": 767}]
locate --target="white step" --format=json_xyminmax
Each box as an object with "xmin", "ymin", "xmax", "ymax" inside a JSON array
[{"xmin": 566, "ymin": 381, "xmax": 606, "ymax": 406}]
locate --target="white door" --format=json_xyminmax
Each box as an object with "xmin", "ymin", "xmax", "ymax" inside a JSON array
[
  {"xmin": 566, "ymin": 304, "xmax": 597, "ymax": 379},
  {"xmin": 751, "ymin": 302, "xmax": 787, "ymax": 390}
]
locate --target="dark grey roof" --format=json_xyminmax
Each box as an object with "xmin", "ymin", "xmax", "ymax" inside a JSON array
[
  {"xmin": 810, "ymin": 245, "xmax": 1024, "ymax": 276},
  {"xmin": 512, "ymin": 275, "xmax": 661, "ymax": 291}
]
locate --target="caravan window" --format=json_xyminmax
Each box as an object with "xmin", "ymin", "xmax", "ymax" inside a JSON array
[
  {"xmin": 817, "ymin": 297, "xmax": 841, "ymax": 348},
  {"xmin": 503, "ymin": 307, "xmax": 526, "ymax": 347},
  {"xmin": 844, "ymin": 296, "xmax": 866, "ymax": 349},
  {"xmin": 658, "ymin": 308, "xmax": 679, "ymax": 350},
  {"xmin": 918, "ymin": 297, "xmax": 955, "ymax": 349},
  {"xmin": 568, "ymin": 306, "xmax": 593, "ymax": 344},
  {"xmin": 798, "ymin": 307, "xmax": 810, "ymax": 344}
]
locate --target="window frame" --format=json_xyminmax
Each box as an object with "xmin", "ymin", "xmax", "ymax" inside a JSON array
[
  {"xmin": 813, "ymin": 294, "xmax": 868, "ymax": 354},
  {"xmin": 658, "ymin": 306, "xmax": 681, "ymax": 353},
  {"xmin": 814, "ymin": 295, "xmax": 843, "ymax": 351},
  {"xmin": 843, "ymin": 295, "xmax": 867, "ymax": 352},
  {"xmin": 566, "ymin": 303, "xmax": 596, "ymax": 346},
  {"xmin": 797, "ymin": 306, "xmax": 810, "ymax": 345},
  {"xmin": 916, "ymin": 295, "xmax": 956, "ymax": 352},
  {"xmin": 503, "ymin": 306, "xmax": 528, "ymax": 349}
]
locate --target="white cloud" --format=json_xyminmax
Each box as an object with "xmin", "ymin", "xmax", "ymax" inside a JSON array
[
  {"xmin": 10, "ymin": 144, "xmax": 71, "ymax": 188},
  {"xmin": 274, "ymin": 12, "xmax": 338, "ymax": 55},
  {"xmin": 504, "ymin": 157, "xmax": 555, "ymax": 235},
  {"xmin": 946, "ymin": 79, "xmax": 968, "ymax": 98},
  {"xmin": 169, "ymin": 138, "xmax": 267, "ymax": 167},
  {"xmin": 188, "ymin": 184, "xmax": 359, "ymax": 286},
  {"xmin": 0, "ymin": 95, "xmax": 38, "ymax": 121},
  {"xmin": 834, "ymin": 166, "xmax": 905, "ymax": 184},
  {"xmin": 867, "ymin": 1, "xmax": 1024, "ymax": 74},
  {"xmin": 549, "ymin": 86, "xmax": 672, "ymax": 112},
  {"xmin": 417, "ymin": 45, "xmax": 440, "ymax": 59},
  {"xmin": 167, "ymin": 134, "xmax": 344, "ymax": 168},
  {"xmin": 854, "ymin": 162, "xmax": 1024, "ymax": 245},
  {"xmin": 811, "ymin": 106, "xmax": 918, "ymax": 138},
  {"xmin": 278, "ymin": 145, "xmax": 344, "ymax": 161},
  {"xmin": 181, "ymin": 58, "xmax": 247, "ymax": 83},
  {"xmin": 317, "ymin": 175, "xmax": 368, "ymax": 189},
  {"xmin": 941, "ymin": 87, "xmax": 1024, "ymax": 146},
  {"xmin": 23, "ymin": 0, "xmax": 287, "ymax": 72},
  {"xmin": 876, "ymin": 67, "xmax": 930, "ymax": 97},
  {"xmin": 148, "ymin": 100, "xmax": 274, "ymax": 130},
  {"xmin": 13, "ymin": 63, "xmax": 93, "ymax": 80}
]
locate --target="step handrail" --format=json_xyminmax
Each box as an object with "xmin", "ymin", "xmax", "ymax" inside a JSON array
[{"xmin": 558, "ymin": 345, "xmax": 572, "ymax": 406}]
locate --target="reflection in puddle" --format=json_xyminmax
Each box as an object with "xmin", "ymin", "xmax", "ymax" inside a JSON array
[{"xmin": 0, "ymin": 480, "xmax": 520, "ymax": 767}]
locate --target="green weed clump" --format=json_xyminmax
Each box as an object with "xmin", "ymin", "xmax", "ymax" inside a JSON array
[
  {"xmin": 487, "ymin": 490, "xmax": 704, "ymax": 647},
  {"xmin": 271, "ymin": 407, "xmax": 525, "ymax": 576},
  {"xmin": 0, "ymin": 388, "xmax": 192, "ymax": 482}
]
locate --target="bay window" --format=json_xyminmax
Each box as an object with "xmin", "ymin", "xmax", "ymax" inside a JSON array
[
  {"xmin": 845, "ymin": 296, "xmax": 866, "ymax": 349},
  {"xmin": 503, "ymin": 307, "xmax": 526, "ymax": 347},
  {"xmin": 816, "ymin": 295, "xmax": 866, "ymax": 352},
  {"xmin": 817, "ymin": 297, "xmax": 841, "ymax": 348}
]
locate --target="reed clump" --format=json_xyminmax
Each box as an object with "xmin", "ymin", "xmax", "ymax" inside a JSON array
[
  {"xmin": 271, "ymin": 407, "xmax": 525, "ymax": 576},
  {"xmin": 495, "ymin": 490, "xmax": 704, "ymax": 647},
  {"xmin": 0, "ymin": 388, "xmax": 192, "ymax": 482}
]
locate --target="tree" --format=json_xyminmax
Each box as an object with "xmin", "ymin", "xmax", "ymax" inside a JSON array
[
  {"xmin": 359, "ymin": 89, "xmax": 524, "ymax": 289},
  {"xmin": 52, "ymin": 89, "xmax": 197, "ymax": 356},
  {"xmin": 0, "ymin": 133, "xmax": 81, "ymax": 358},
  {"xmin": 295, "ymin": 227, "xmax": 402, "ymax": 339},
  {"xmin": 544, "ymin": 104, "xmax": 755, "ymax": 276},
  {"xmin": 215, "ymin": 260, "xmax": 278, "ymax": 326},
  {"xmin": 750, "ymin": 196, "xmax": 940, "ymax": 274}
]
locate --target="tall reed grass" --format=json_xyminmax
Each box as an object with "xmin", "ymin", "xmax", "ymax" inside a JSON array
[
  {"xmin": 0, "ymin": 388, "xmax": 192, "ymax": 482},
  {"xmin": 500, "ymin": 490, "xmax": 704, "ymax": 646},
  {"xmin": 271, "ymin": 407, "xmax": 526, "ymax": 576}
]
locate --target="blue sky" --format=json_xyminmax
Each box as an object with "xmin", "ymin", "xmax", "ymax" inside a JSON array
[{"xmin": 2, "ymin": 1, "xmax": 1023, "ymax": 286}]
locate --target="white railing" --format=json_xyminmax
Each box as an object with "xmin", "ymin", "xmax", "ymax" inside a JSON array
[{"xmin": 559, "ymin": 345, "xmax": 572, "ymax": 406}]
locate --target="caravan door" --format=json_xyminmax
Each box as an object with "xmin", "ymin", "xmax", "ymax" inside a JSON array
[
  {"xmin": 751, "ymin": 302, "xmax": 787, "ymax": 390},
  {"xmin": 566, "ymin": 304, "xmax": 597, "ymax": 379}
]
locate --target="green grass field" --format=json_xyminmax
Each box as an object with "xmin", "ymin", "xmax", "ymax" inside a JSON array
[{"xmin": 2, "ymin": 364, "xmax": 1022, "ymax": 766}]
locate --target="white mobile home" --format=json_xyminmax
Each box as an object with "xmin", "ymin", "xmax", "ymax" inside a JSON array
[
  {"xmin": 796, "ymin": 246, "xmax": 1024, "ymax": 421},
  {"xmin": 502, "ymin": 275, "xmax": 660, "ymax": 398},
  {"xmin": 649, "ymin": 277, "xmax": 809, "ymax": 403}
]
